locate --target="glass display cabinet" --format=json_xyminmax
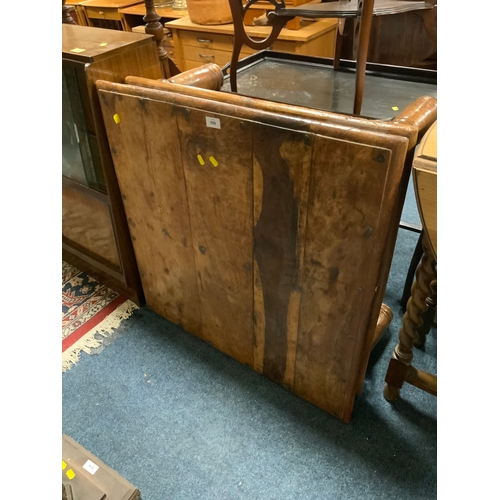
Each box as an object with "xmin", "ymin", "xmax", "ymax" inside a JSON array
[{"xmin": 62, "ymin": 24, "xmax": 163, "ymax": 302}]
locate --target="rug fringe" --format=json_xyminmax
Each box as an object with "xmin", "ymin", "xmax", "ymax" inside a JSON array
[{"xmin": 62, "ymin": 300, "xmax": 138, "ymax": 372}]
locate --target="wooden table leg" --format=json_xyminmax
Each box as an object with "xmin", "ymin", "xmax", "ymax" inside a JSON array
[
  {"xmin": 414, "ymin": 277, "xmax": 436, "ymax": 348},
  {"xmin": 384, "ymin": 232, "xmax": 437, "ymax": 401},
  {"xmin": 62, "ymin": 0, "xmax": 77, "ymax": 24}
]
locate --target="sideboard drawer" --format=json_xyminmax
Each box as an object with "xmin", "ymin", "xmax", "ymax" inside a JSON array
[
  {"xmin": 167, "ymin": 18, "xmax": 337, "ymax": 72},
  {"xmin": 85, "ymin": 6, "xmax": 121, "ymax": 21},
  {"xmin": 183, "ymin": 46, "xmax": 235, "ymax": 67},
  {"xmin": 180, "ymin": 30, "xmax": 233, "ymax": 51}
]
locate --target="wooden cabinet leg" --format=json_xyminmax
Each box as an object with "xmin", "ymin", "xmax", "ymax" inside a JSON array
[{"xmin": 384, "ymin": 233, "xmax": 436, "ymax": 400}]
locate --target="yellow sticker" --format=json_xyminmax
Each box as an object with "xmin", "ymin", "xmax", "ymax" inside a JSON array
[
  {"xmin": 197, "ymin": 155, "xmax": 205, "ymax": 165},
  {"xmin": 392, "ymin": 106, "xmax": 399, "ymax": 111},
  {"xmin": 113, "ymin": 114, "xmax": 121, "ymax": 124},
  {"xmin": 209, "ymin": 156, "xmax": 218, "ymax": 167},
  {"xmin": 70, "ymin": 48, "xmax": 86, "ymax": 53},
  {"xmin": 100, "ymin": 43, "xmax": 108, "ymax": 47},
  {"xmin": 66, "ymin": 469, "xmax": 76, "ymax": 480},
  {"xmin": 62, "ymin": 460, "xmax": 67, "ymax": 470}
]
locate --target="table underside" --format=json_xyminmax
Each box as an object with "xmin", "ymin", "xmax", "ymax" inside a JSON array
[{"xmin": 221, "ymin": 52, "xmax": 437, "ymax": 120}]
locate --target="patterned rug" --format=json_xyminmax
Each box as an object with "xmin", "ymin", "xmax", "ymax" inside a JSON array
[{"xmin": 62, "ymin": 261, "xmax": 138, "ymax": 372}]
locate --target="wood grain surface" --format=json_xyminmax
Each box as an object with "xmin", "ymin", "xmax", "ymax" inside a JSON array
[
  {"xmin": 98, "ymin": 91, "xmax": 203, "ymax": 336},
  {"xmin": 97, "ymin": 78, "xmax": 436, "ymax": 421}
]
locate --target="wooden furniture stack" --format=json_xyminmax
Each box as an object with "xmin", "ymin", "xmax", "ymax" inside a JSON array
[
  {"xmin": 62, "ymin": 24, "xmax": 163, "ymax": 303},
  {"xmin": 95, "ymin": 63, "xmax": 436, "ymax": 421}
]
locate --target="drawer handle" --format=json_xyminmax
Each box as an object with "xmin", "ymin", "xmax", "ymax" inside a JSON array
[
  {"xmin": 197, "ymin": 38, "xmax": 213, "ymax": 45},
  {"xmin": 199, "ymin": 54, "xmax": 215, "ymax": 60},
  {"xmin": 99, "ymin": 10, "xmax": 104, "ymax": 14}
]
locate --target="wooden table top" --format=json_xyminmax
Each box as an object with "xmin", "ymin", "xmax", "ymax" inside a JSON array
[
  {"xmin": 118, "ymin": 3, "xmax": 188, "ymax": 18},
  {"xmin": 80, "ymin": 0, "xmax": 142, "ymax": 8},
  {"xmin": 62, "ymin": 23, "xmax": 153, "ymax": 61},
  {"xmin": 413, "ymin": 120, "xmax": 437, "ymax": 259},
  {"xmin": 164, "ymin": 17, "xmax": 338, "ymax": 41}
]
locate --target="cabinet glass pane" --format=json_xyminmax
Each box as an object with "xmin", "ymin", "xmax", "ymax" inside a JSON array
[{"xmin": 62, "ymin": 70, "xmax": 88, "ymax": 186}]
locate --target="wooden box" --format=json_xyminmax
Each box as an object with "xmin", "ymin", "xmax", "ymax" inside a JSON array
[{"xmin": 62, "ymin": 434, "xmax": 140, "ymax": 500}]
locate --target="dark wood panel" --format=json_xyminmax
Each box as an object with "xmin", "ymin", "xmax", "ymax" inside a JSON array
[{"xmin": 252, "ymin": 125, "xmax": 313, "ymax": 385}]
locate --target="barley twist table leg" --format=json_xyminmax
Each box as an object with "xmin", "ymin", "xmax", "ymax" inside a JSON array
[
  {"xmin": 414, "ymin": 277, "xmax": 437, "ymax": 348},
  {"xmin": 384, "ymin": 233, "xmax": 437, "ymax": 401}
]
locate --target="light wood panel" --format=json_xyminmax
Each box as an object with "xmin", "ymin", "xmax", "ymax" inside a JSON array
[
  {"xmin": 98, "ymin": 91, "xmax": 202, "ymax": 336},
  {"xmin": 176, "ymin": 109, "xmax": 255, "ymax": 366},
  {"xmin": 293, "ymin": 136, "xmax": 408, "ymax": 419}
]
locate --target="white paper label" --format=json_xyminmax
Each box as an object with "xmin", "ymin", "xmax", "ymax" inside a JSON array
[
  {"xmin": 206, "ymin": 117, "xmax": 221, "ymax": 129},
  {"xmin": 82, "ymin": 459, "xmax": 99, "ymax": 475}
]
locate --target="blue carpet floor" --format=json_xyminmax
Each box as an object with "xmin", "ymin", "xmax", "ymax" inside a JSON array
[{"xmin": 62, "ymin": 190, "xmax": 437, "ymax": 499}]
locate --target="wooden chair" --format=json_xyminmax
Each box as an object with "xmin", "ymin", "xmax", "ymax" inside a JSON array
[
  {"xmin": 227, "ymin": 0, "xmax": 436, "ymax": 114},
  {"xmin": 142, "ymin": 0, "xmax": 181, "ymax": 78}
]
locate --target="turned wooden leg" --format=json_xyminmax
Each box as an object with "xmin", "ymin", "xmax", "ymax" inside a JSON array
[
  {"xmin": 355, "ymin": 303, "xmax": 393, "ymax": 395},
  {"xmin": 400, "ymin": 231, "xmax": 424, "ymax": 309},
  {"xmin": 143, "ymin": 0, "xmax": 180, "ymax": 79},
  {"xmin": 414, "ymin": 278, "xmax": 437, "ymax": 348},
  {"xmin": 384, "ymin": 233, "xmax": 436, "ymax": 401},
  {"xmin": 62, "ymin": 0, "xmax": 77, "ymax": 24},
  {"xmin": 372, "ymin": 303, "xmax": 393, "ymax": 348}
]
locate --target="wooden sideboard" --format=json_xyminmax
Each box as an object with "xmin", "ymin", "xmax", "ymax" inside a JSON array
[
  {"xmin": 78, "ymin": 0, "xmax": 142, "ymax": 30},
  {"xmin": 62, "ymin": 24, "xmax": 163, "ymax": 303},
  {"xmin": 165, "ymin": 17, "xmax": 338, "ymax": 71}
]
